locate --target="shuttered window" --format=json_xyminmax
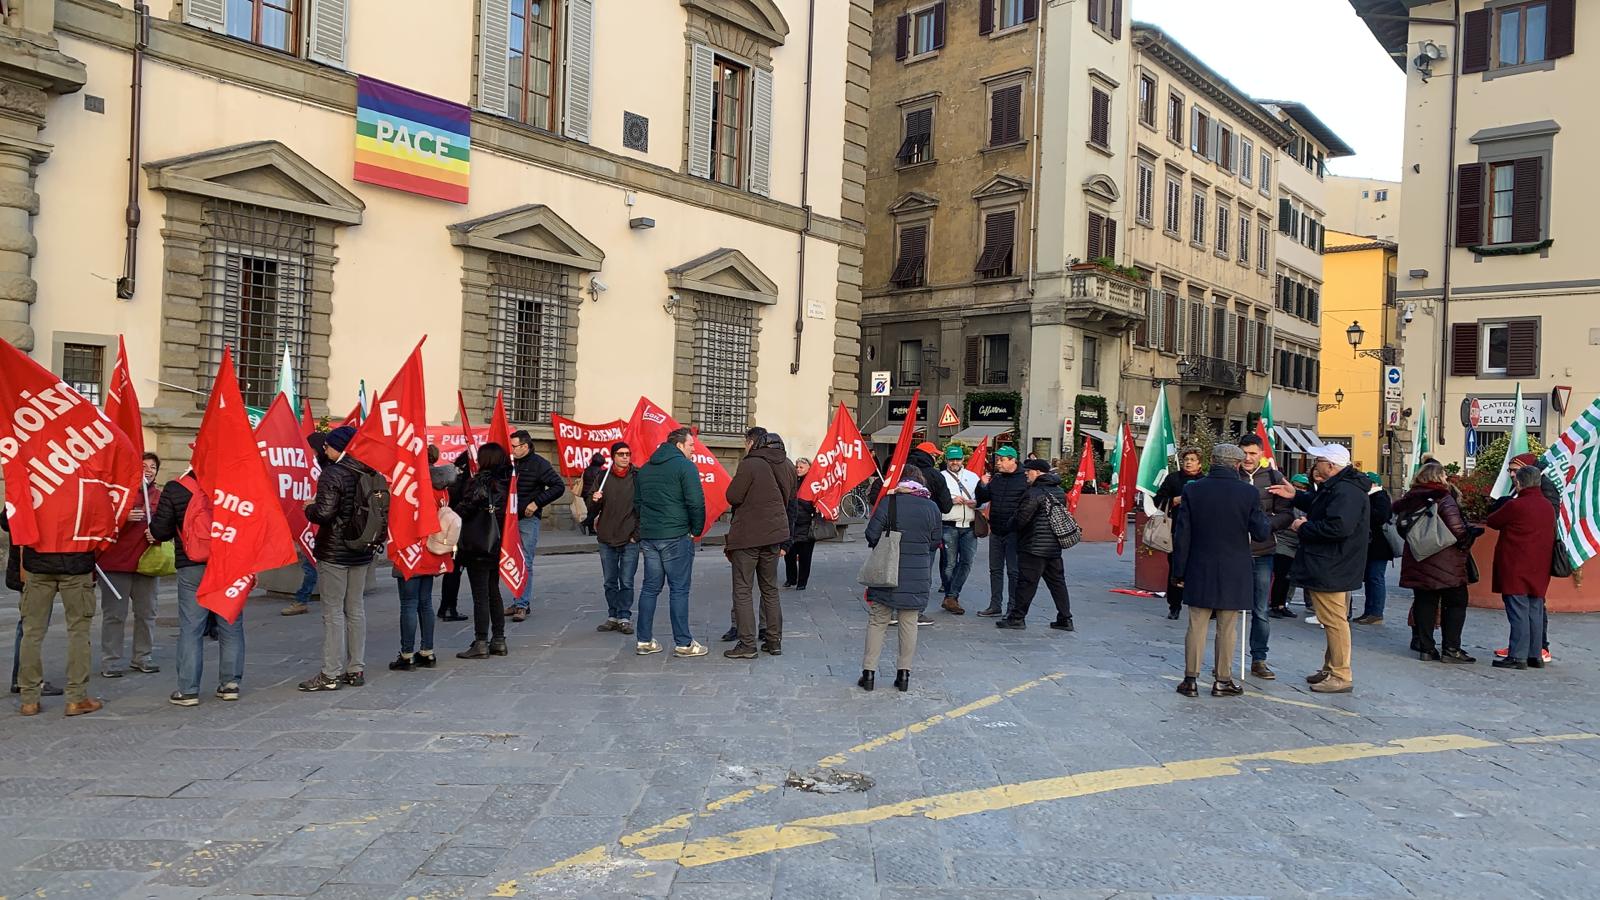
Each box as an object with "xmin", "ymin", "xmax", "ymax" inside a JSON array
[
  {"xmin": 898, "ymin": 3, "xmax": 946, "ymax": 59},
  {"xmin": 1257, "ymin": 219, "xmax": 1269, "ymax": 272},
  {"xmin": 1461, "ymin": 158, "xmax": 1542, "ymax": 246},
  {"xmin": 1455, "ymin": 162, "xmax": 1484, "ymax": 246},
  {"xmin": 685, "ymin": 45, "xmax": 772, "ymax": 195},
  {"xmin": 1450, "ymin": 322, "xmax": 1479, "ymax": 376},
  {"xmin": 508, "ymin": 0, "xmax": 560, "ymax": 130},
  {"xmin": 1164, "ymin": 175, "xmax": 1182, "ymax": 235},
  {"xmin": 1090, "ymin": 88, "xmax": 1111, "ymax": 148},
  {"xmin": 976, "ymin": 210, "xmax": 1017, "ymax": 278},
  {"xmin": 1215, "ymin": 202, "xmax": 1229, "ymax": 255},
  {"xmin": 891, "ymin": 225, "xmax": 928, "ymax": 288},
  {"xmin": 897, "ymin": 108, "xmax": 934, "ymax": 165},
  {"xmin": 1163, "ymin": 291, "xmax": 1180, "ymax": 354},
  {"xmin": 1218, "ymin": 125, "xmax": 1234, "ymax": 171},
  {"xmin": 1167, "ymin": 92, "xmax": 1183, "ymax": 144},
  {"xmin": 710, "ymin": 57, "xmax": 747, "ymax": 189},
  {"xmin": 1139, "ymin": 74, "xmax": 1156, "ymax": 127},
  {"xmin": 964, "ymin": 336, "xmax": 981, "ymax": 386},
  {"xmin": 1240, "ymin": 138, "xmax": 1254, "ymax": 184},
  {"xmin": 983, "ymin": 334, "xmax": 1011, "ymax": 384},
  {"xmin": 1085, "ymin": 212, "xmax": 1116, "ymax": 262},
  {"xmin": 1191, "ymin": 190, "xmax": 1206, "ymax": 245},
  {"xmin": 1238, "ymin": 211, "xmax": 1250, "ymax": 265},
  {"xmin": 747, "ymin": 68, "xmax": 774, "ymax": 196},
  {"xmin": 563, "ymin": 0, "xmax": 594, "ymax": 142},
  {"xmin": 1506, "ymin": 319, "xmax": 1540, "ymax": 377},
  {"xmin": 1135, "ymin": 162, "xmax": 1155, "ymax": 224},
  {"xmin": 1081, "ymin": 335, "xmax": 1100, "ymax": 389},
  {"xmin": 989, "ymin": 84, "xmax": 1023, "ymax": 146},
  {"xmin": 224, "ymin": 0, "xmax": 298, "ymax": 53},
  {"xmin": 686, "ymin": 43, "xmax": 716, "ymax": 178},
  {"xmin": 188, "ymin": 0, "xmax": 348, "ymax": 64}
]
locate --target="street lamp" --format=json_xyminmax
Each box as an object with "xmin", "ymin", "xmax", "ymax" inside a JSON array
[
  {"xmin": 920, "ymin": 343, "xmax": 950, "ymax": 380},
  {"xmin": 1346, "ymin": 319, "xmax": 1397, "ymax": 363},
  {"xmin": 1318, "ymin": 388, "xmax": 1345, "ymax": 412}
]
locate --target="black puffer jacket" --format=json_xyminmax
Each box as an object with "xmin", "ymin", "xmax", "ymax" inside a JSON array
[
  {"xmin": 1290, "ymin": 465, "xmax": 1371, "ymax": 592},
  {"xmin": 1366, "ymin": 487, "xmax": 1396, "ymax": 563},
  {"xmin": 150, "ymin": 475, "xmax": 203, "ymax": 570},
  {"xmin": 1014, "ymin": 473, "xmax": 1068, "ymax": 557},
  {"xmin": 306, "ymin": 455, "xmax": 380, "ymax": 567},
  {"xmin": 977, "ymin": 469, "xmax": 1028, "ymax": 534},
  {"xmin": 512, "ymin": 449, "xmax": 566, "ymax": 519},
  {"xmin": 905, "ymin": 449, "xmax": 953, "ymax": 515},
  {"xmin": 457, "ymin": 464, "xmax": 512, "ymax": 562},
  {"xmin": 789, "ymin": 496, "xmax": 817, "ymax": 544}
]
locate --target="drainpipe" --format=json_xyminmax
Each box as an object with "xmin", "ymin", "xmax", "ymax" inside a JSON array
[
  {"xmin": 1025, "ymin": 0, "xmax": 1046, "ymax": 295},
  {"xmin": 116, "ymin": 1, "xmax": 150, "ymax": 300},
  {"xmin": 789, "ymin": 0, "xmax": 817, "ymax": 376},
  {"xmin": 1434, "ymin": 1, "xmax": 1462, "ymax": 447}
]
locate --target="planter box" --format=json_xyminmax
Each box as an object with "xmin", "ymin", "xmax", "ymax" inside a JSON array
[
  {"xmin": 1465, "ymin": 529, "xmax": 1597, "ymax": 613},
  {"xmin": 1133, "ymin": 509, "xmax": 1170, "ymax": 593},
  {"xmin": 1072, "ymin": 494, "xmax": 1118, "ymax": 543}
]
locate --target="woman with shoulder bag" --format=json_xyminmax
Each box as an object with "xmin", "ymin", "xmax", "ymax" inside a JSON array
[
  {"xmin": 455, "ymin": 443, "xmax": 513, "ymax": 660},
  {"xmin": 1393, "ymin": 461, "xmax": 1479, "ymax": 663},
  {"xmin": 785, "ymin": 458, "xmax": 818, "ymax": 590},
  {"xmin": 1153, "ymin": 449, "xmax": 1205, "ymax": 620},
  {"xmin": 858, "ymin": 468, "xmax": 943, "ymax": 693}
]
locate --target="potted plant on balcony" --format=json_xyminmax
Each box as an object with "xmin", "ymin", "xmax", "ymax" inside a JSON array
[{"xmin": 1069, "ymin": 257, "xmax": 1148, "ymax": 283}]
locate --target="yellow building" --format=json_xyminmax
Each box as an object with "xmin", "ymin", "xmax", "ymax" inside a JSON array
[{"xmin": 1318, "ymin": 229, "xmax": 1398, "ymax": 479}]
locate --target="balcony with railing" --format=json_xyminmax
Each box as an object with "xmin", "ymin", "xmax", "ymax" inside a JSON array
[
  {"xmin": 1177, "ymin": 355, "xmax": 1247, "ymax": 393},
  {"xmin": 1062, "ymin": 266, "xmax": 1149, "ymax": 330}
]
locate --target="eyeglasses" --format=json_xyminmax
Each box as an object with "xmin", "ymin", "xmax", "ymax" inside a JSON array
[{"xmin": 614, "ymin": 451, "xmax": 631, "ymax": 457}]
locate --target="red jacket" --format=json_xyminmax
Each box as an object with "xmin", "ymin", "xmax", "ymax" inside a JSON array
[
  {"xmin": 1485, "ymin": 488, "xmax": 1556, "ymax": 597},
  {"xmin": 97, "ymin": 481, "xmax": 162, "ymax": 574}
]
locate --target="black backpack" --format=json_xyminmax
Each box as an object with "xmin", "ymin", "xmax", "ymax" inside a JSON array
[{"xmin": 342, "ymin": 465, "xmax": 391, "ymax": 552}]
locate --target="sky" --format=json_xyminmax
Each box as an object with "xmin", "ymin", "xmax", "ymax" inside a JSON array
[{"xmin": 1135, "ymin": 0, "xmax": 1407, "ymax": 181}]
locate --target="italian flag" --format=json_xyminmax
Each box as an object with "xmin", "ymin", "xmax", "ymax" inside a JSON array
[
  {"xmin": 1136, "ymin": 383, "xmax": 1176, "ymax": 499},
  {"xmin": 1255, "ymin": 390, "xmax": 1275, "ymax": 468}
]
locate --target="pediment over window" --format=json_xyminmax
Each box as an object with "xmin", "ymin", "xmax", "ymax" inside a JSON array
[
  {"xmin": 448, "ymin": 205, "xmax": 605, "ymax": 272},
  {"xmin": 1083, "ymin": 174, "xmax": 1120, "ymax": 203},
  {"xmin": 888, "ymin": 191, "xmax": 940, "ymax": 216},
  {"xmin": 144, "ymin": 141, "xmax": 364, "ymax": 225},
  {"xmin": 683, "ymin": 0, "xmax": 790, "ymax": 46},
  {"xmin": 668, "ymin": 248, "xmax": 779, "ymax": 305},
  {"xmin": 972, "ymin": 175, "xmax": 1030, "ymax": 200}
]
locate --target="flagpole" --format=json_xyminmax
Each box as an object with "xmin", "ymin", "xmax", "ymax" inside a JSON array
[{"xmin": 94, "ymin": 564, "xmax": 122, "ymax": 601}]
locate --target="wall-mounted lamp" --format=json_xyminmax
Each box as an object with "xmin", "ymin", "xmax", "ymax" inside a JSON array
[
  {"xmin": 1318, "ymin": 389, "xmax": 1345, "ymax": 412},
  {"xmin": 1413, "ymin": 40, "xmax": 1446, "ymax": 81},
  {"xmin": 629, "ymin": 217, "xmax": 655, "ymax": 230},
  {"xmin": 920, "ymin": 344, "xmax": 950, "ymax": 380}
]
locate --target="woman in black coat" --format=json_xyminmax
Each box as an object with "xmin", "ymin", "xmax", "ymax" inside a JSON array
[
  {"xmin": 785, "ymin": 458, "xmax": 818, "ymax": 590},
  {"xmin": 1170, "ymin": 445, "xmax": 1272, "ymax": 698},
  {"xmin": 860, "ymin": 468, "xmax": 944, "ymax": 693},
  {"xmin": 1154, "ymin": 448, "xmax": 1205, "ymax": 619},
  {"xmin": 455, "ymin": 443, "xmax": 513, "ymax": 660}
]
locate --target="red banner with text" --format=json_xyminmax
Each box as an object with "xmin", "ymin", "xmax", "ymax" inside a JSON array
[
  {"xmin": 798, "ymin": 404, "xmax": 876, "ymax": 520},
  {"xmin": 552, "ymin": 415, "xmax": 626, "ymax": 477}
]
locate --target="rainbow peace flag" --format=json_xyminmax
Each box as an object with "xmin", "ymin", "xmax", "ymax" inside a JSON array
[{"xmin": 354, "ymin": 76, "xmax": 470, "ymax": 204}]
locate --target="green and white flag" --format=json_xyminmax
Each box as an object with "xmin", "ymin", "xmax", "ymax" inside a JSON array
[
  {"xmin": 1109, "ymin": 422, "xmax": 1125, "ymax": 493},
  {"xmin": 1540, "ymin": 394, "xmax": 1600, "ymax": 568},
  {"xmin": 1490, "ymin": 382, "xmax": 1530, "ymax": 499},
  {"xmin": 276, "ymin": 345, "xmax": 297, "ymax": 410},
  {"xmin": 1407, "ymin": 393, "xmax": 1430, "ymax": 478},
  {"xmin": 1136, "ymin": 382, "xmax": 1176, "ymax": 498}
]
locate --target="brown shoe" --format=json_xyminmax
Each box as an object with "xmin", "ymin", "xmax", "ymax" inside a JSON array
[
  {"xmin": 511, "ymin": 609, "xmax": 528, "ymax": 623},
  {"xmin": 1250, "ymin": 661, "xmax": 1276, "ymax": 680},
  {"xmin": 19, "ymin": 702, "xmax": 40, "ymax": 716},
  {"xmin": 1306, "ymin": 669, "xmax": 1331, "ymax": 685},
  {"xmin": 64, "ymin": 698, "xmax": 104, "ymax": 717},
  {"xmin": 941, "ymin": 597, "xmax": 965, "ymax": 616},
  {"xmin": 503, "ymin": 605, "xmax": 517, "ymax": 617},
  {"xmin": 1309, "ymin": 677, "xmax": 1353, "ymax": 694}
]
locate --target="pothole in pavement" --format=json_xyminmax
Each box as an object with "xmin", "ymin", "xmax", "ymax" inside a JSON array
[{"xmin": 785, "ymin": 769, "xmax": 875, "ymax": 794}]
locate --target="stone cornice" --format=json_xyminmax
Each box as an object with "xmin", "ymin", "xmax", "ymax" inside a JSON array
[{"xmin": 1133, "ymin": 26, "xmax": 1293, "ymax": 147}]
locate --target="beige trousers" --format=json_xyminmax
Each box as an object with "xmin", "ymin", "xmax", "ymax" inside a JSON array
[
  {"xmin": 1309, "ymin": 590, "xmax": 1353, "ymax": 682},
  {"xmin": 862, "ymin": 603, "xmax": 918, "ymax": 671},
  {"xmin": 1184, "ymin": 608, "xmax": 1241, "ymax": 681}
]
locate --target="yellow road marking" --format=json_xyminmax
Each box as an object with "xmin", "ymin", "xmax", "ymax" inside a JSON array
[
  {"xmin": 1160, "ymin": 675, "xmax": 1363, "ymax": 718},
  {"xmin": 1508, "ymin": 733, "xmax": 1600, "ymax": 744},
  {"xmin": 631, "ymin": 733, "xmax": 1505, "ymax": 868},
  {"xmin": 515, "ymin": 671, "xmax": 1067, "ymax": 888}
]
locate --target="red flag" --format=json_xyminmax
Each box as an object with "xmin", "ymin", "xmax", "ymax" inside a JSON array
[
  {"xmin": 191, "ymin": 347, "xmax": 296, "ymax": 621},
  {"xmin": 342, "ymin": 340, "xmax": 441, "ymax": 552},
  {"xmin": 874, "ymin": 389, "xmax": 921, "ymax": 508},
  {"xmin": 623, "ymin": 396, "xmax": 732, "ymax": 536},
  {"xmin": 1111, "ymin": 422, "xmax": 1139, "ymax": 555},
  {"xmin": 0, "ymin": 342, "xmax": 142, "ymax": 552},
  {"xmin": 254, "ymin": 394, "xmax": 317, "ymax": 562},
  {"xmin": 104, "ymin": 335, "xmax": 145, "ymax": 459},
  {"xmin": 340, "ymin": 405, "xmax": 361, "ymax": 428},
  {"xmin": 1068, "ymin": 437, "xmax": 1098, "ymax": 514},
  {"xmin": 798, "ymin": 404, "xmax": 876, "ymax": 520},
  {"xmin": 457, "ymin": 390, "xmax": 479, "ymax": 473},
  {"xmin": 499, "ymin": 472, "xmax": 529, "ymax": 594},
  {"xmin": 488, "ymin": 389, "xmax": 513, "ymax": 455},
  {"xmin": 967, "ymin": 436, "xmax": 990, "ymax": 481},
  {"xmin": 552, "ymin": 414, "xmax": 626, "ymax": 477},
  {"xmin": 300, "ymin": 399, "xmax": 316, "ymax": 438}
]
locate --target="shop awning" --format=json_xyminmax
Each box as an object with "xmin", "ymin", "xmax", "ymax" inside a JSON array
[
  {"xmin": 870, "ymin": 425, "xmax": 927, "ymax": 444},
  {"xmin": 1273, "ymin": 426, "xmax": 1306, "ymax": 454},
  {"xmin": 951, "ymin": 423, "xmax": 1013, "ymax": 444},
  {"xmin": 1294, "ymin": 427, "xmax": 1326, "ymax": 452},
  {"xmin": 1081, "ymin": 428, "xmax": 1116, "ymax": 447}
]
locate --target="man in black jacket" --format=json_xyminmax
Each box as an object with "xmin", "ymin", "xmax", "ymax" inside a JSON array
[
  {"xmin": 976, "ymin": 446, "xmax": 1026, "ymax": 618},
  {"xmin": 299, "ymin": 426, "xmax": 378, "ymax": 693},
  {"xmin": 506, "ymin": 430, "xmax": 566, "ymax": 623},
  {"xmin": 997, "ymin": 460, "xmax": 1074, "ymax": 631},
  {"xmin": 1271, "ymin": 443, "xmax": 1369, "ymax": 694}
]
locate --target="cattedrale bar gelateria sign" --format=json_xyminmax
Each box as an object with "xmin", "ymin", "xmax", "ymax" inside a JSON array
[{"xmin": 354, "ymin": 76, "xmax": 470, "ymax": 203}]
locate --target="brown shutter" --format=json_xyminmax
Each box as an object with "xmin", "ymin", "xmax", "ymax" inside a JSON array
[
  {"xmin": 1462, "ymin": 9, "xmax": 1490, "ymax": 74},
  {"xmin": 964, "ymin": 336, "xmax": 981, "ymax": 386},
  {"xmin": 1548, "ymin": 0, "xmax": 1576, "ymax": 59},
  {"xmin": 1087, "ymin": 211, "xmax": 1104, "ymax": 260},
  {"xmin": 895, "ymin": 13, "xmax": 908, "ymax": 60},
  {"xmin": 1088, "ymin": 0, "xmax": 1102, "ymax": 28},
  {"xmin": 1022, "ymin": 0, "xmax": 1039, "ymax": 23},
  {"xmin": 1455, "ymin": 163, "xmax": 1485, "ymax": 247},
  {"xmin": 1103, "ymin": 217, "xmax": 1117, "ymax": 261},
  {"xmin": 1506, "ymin": 320, "xmax": 1539, "ymax": 377},
  {"xmin": 979, "ymin": 0, "xmax": 994, "ymax": 35},
  {"xmin": 1112, "ymin": 0, "xmax": 1123, "ymax": 38},
  {"xmin": 1090, "ymin": 89, "xmax": 1109, "ymax": 146},
  {"xmin": 990, "ymin": 85, "xmax": 1021, "ymax": 145},
  {"xmin": 1450, "ymin": 322, "xmax": 1479, "ymax": 376},
  {"xmin": 933, "ymin": 2, "xmax": 946, "ymax": 50},
  {"xmin": 1512, "ymin": 157, "xmax": 1542, "ymax": 244}
]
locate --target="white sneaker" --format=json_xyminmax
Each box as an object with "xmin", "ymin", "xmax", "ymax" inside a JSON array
[
  {"xmin": 636, "ymin": 640, "xmax": 662, "ymax": 656},
  {"xmin": 674, "ymin": 641, "xmax": 708, "ymax": 658}
]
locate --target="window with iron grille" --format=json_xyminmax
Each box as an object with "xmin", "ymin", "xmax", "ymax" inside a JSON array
[
  {"xmin": 200, "ymin": 201, "xmax": 312, "ymax": 410},
  {"xmin": 61, "ymin": 343, "xmax": 106, "ymax": 405},
  {"xmin": 982, "ymin": 333, "xmax": 1010, "ymax": 385},
  {"xmin": 898, "ymin": 339, "xmax": 923, "ymax": 387},
  {"xmin": 488, "ymin": 255, "xmax": 572, "ymax": 423},
  {"xmin": 692, "ymin": 293, "xmax": 757, "ymax": 435}
]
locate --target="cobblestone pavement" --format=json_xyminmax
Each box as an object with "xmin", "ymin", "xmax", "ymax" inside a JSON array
[{"xmin": 2, "ymin": 538, "xmax": 1598, "ymax": 899}]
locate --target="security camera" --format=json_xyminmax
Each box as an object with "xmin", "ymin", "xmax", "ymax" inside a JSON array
[
  {"xmin": 590, "ymin": 277, "xmax": 609, "ymax": 293},
  {"xmin": 1403, "ymin": 303, "xmax": 1416, "ymax": 324}
]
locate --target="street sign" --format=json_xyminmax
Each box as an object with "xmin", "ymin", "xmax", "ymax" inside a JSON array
[
  {"xmin": 1386, "ymin": 402, "xmax": 1401, "ymax": 427},
  {"xmin": 938, "ymin": 404, "xmax": 961, "ymax": 428},
  {"xmin": 1061, "ymin": 413, "xmax": 1076, "ymax": 448},
  {"xmin": 1553, "ymin": 385, "xmax": 1573, "ymax": 414},
  {"xmin": 1132, "ymin": 405, "xmax": 1147, "ymax": 425},
  {"xmin": 1384, "ymin": 365, "xmax": 1403, "ymax": 401},
  {"xmin": 870, "ymin": 371, "xmax": 891, "ymax": 397},
  {"xmin": 1463, "ymin": 396, "xmax": 1542, "ymax": 430}
]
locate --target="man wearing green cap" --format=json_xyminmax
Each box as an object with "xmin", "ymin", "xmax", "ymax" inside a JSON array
[
  {"xmin": 938, "ymin": 445, "xmax": 981, "ymax": 615},
  {"xmin": 976, "ymin": 446, "xmax": 1027, "ymax": 617}
]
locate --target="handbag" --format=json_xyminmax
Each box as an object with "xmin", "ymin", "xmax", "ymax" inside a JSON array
[
  {"xmin": 972, "ymin": 509, "xmax": 990, "ymax": 538},
  {"xmin": 857, "ymin": 495, "xmax": 901, "ymax": 589},
  {"xmin": 136, "ymin": 541, "xmax": 177, "ymax": 577},
  {"xmin": 1046, "ymin": 496, "xmax": 1082, "ymax": 550},
  {"xmin": 1143, "ymin": 512, "xmax": 1174, "ymax": 554},
  {"xmin": 1552, "ymin": 542, "xmax": 1576, "ymax": 579},
  {"xmin": 1397, "ymin": 500, "xmax": 1456, "ymax": 562},
  {"xmin": 1382, "ymin": 519, "xmax": 1405, "ymax": 558},
  {"xmin": 808, "ymin": 519, "xmax": 840, "ymax": 542},
  {"xmin": 1465, "ymin": 552, "xmax": 1481, "ymax": 585}
]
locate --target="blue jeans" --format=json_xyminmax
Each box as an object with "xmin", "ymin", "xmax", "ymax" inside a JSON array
[
  {"xmin": 510, "ymin": 516, "xmax": 542, "ymax": 610},
  {"xmin": 175, "ymin": 565, "xmax": 244, "ymax": 695},
  {"xmin": 395, "ymin": 574, "xmax": 436, "ymax": 654},
  {"xmin": 294, "ymin": 555, "xmax": 318, "ymax": 604},
  {"xmin": 940, "ymin": 525, "xmax": 977, "ymax": 599},
  {"xmin": 987, "ymin": 531, "xmax": 1020, "ymax": 612},
  {"xmin": 599, "ymin": 542, "xmax": 641, "ymax": 620},
  {"xmin": 1502, "ymin": 594, "xmax": 1547, "ymax": 660},
  {"xmin": 1249, "ymin": 554, "xmax": 1274, "ymax": 662},
  {"xmin": 638, "ymin": 536, "xmax": 694, "ymax": 647},
  {"xmin": 1362, "ymin": 558, "xmax": 1389, "ymax": 618}
]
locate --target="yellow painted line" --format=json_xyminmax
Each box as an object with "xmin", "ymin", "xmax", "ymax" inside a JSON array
[
  {"xmin": 632, "ymin": 733, "xmax": 1504, "ymax": 868},
  {"xmin": 1159, "ymin": 675, "xmax": 1363, "ymax": 718},
  {"xmin": 1508, "ymin": 733, "xmax": 1600, "ymax": 744},
  {"xmin": 513, "ymin": 671, "xmax": 1067, "ymax": 888}
]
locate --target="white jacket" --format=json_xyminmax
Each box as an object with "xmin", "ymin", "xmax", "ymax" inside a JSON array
[{"xmin": 941, "ymin": 468, "xmax": 981, "ymax": 527}]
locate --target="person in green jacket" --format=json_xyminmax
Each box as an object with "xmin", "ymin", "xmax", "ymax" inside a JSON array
[{"xmin": 632, "ymin": 428, "xmax": 708, "ymax": 658}]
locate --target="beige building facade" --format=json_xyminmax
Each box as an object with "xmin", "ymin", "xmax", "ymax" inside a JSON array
[
  {"xmin": 1353, "ymin": 0, "xmax": 1593, "ymax": 468},
  {"xmin": 10, "ymin": 0, "xmax": 868, "ymax": 475},
  {"xmin": 1325, "ymin": 174, "xmax": 1402, "ymax": 241}
]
